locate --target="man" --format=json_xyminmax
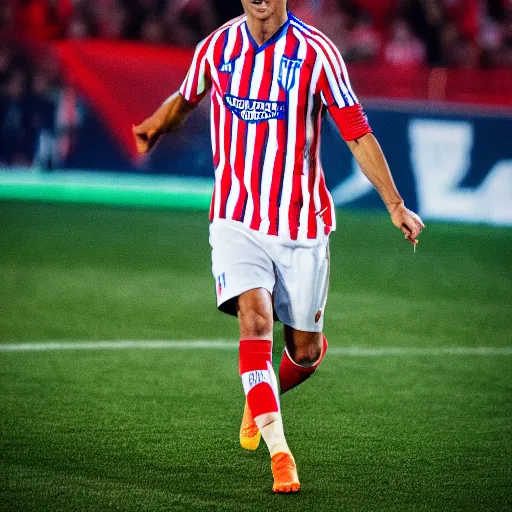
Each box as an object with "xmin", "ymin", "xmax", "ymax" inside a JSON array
[{"xmin": 133, "ymin": 0, "xmax": 425, "ymax": 494}]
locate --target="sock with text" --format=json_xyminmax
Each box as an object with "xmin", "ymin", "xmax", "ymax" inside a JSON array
[{"xmin": 239, "ymin": 339, "xmax": 290, "ymax": 455}]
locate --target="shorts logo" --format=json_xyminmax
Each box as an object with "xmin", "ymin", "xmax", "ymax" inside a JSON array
[
  {"xmin": 217, "ymin": 272, "xmax": 226, "ymax": 295},
  {"xmin": 278, "ymin": 56, "xmax": 303, "ymax": 92},
  {"xmin": 224, "ymin": 94, "xmax": 286, "ymax": 123}
]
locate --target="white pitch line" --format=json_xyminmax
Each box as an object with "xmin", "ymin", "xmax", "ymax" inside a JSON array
[
  {"xmin": 0, "ymin": 340, "xmax": 511, "ymax": 356},
  {"xmin": 0, "ymin": 340, "xmax": 237, "ymax": 352},
  {"xmin": 328, "ymin": 346, "xmax": 512, "ymax": 356}
]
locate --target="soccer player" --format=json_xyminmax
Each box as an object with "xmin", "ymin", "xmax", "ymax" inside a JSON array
[{"xmin": 132, "ymin": 0, "xmax": 425, "ymax": 494}]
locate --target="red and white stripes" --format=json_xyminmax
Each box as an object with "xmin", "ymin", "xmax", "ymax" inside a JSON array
[{"xmin": 179, "ymin": 12, "xmax": 372, "ymax": 240}]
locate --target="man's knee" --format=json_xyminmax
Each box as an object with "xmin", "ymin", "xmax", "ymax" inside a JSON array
[
  {"xmin": 284, "ymin": 328, "xmax": 326, "ymax": 367},
  {"xmin": 239, "ymin": 309, "xmax": 273, "ymax": 339},
  {"xmin": 291, "ymin": 342, "xmax": 323, "ymax": 367},
  {"xmin": 237, "ymin": 289, "xmax": 273, "ymax": 339}
]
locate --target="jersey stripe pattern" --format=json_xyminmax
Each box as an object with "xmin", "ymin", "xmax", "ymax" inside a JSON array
[{"xmin": 180, "ymin": 12, "xmax": 371, "ymax": 240}]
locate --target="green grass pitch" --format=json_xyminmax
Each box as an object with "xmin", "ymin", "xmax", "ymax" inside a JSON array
[{"xmin": 0, "ymin": 201, "xmax": 511, "ymax": 511}]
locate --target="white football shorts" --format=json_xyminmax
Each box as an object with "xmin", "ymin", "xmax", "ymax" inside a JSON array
[{"xmin": 209, "ymin": 219, "xmax": 330, "ymax": 332}]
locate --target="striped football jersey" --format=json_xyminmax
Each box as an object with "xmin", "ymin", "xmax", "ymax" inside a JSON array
[{"xmin": 179, "ymin": 12, "xmax": 371, "ymax": 240}]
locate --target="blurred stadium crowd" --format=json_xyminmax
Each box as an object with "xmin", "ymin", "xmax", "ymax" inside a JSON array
[
  {"xmin": 3, "ymin": 0, "xmax": 511, "ymax": 66},
  {"xmin": 0, "ymin": 42, "xmax": 77, "ymax": 167},
  {"xmin": 0, "ymin": 0, "xmax": 511, "ymax": 166}
]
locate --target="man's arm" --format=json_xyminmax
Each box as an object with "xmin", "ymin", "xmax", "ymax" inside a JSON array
[
  {"xmin": 132, "ymin": 92, "xmax": 196, "ymax": 154},
  {"xmin": 346, "ymin": 132, "xmax": 425, "ymax": 244}
]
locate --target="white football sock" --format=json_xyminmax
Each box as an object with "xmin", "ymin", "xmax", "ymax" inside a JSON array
[{"xmin": 255, "ymin": 412, "xmax": 291, "ymax": 457}]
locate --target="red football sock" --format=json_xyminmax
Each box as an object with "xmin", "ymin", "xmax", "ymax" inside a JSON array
[
  {"xmin": 239, "ymin": 339, "xmax": 279, "ymax": 418},
  {"xmin": 279, "ymin": 335, "xmax": 328, "ymax": 394}
]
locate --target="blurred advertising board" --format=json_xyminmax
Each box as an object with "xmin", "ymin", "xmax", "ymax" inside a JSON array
[{"xmin": 325, "ymin": 103, "xmax": 512, "ymax": 226}]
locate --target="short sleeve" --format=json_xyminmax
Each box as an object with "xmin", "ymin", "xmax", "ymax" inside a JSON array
[
  {"xmin": 179, "ymin": 38, "xmax": 212, "ymax": 105},
  {"xmin": 317, "ymin": 47, "xmax": 372, "ymax": 141}
]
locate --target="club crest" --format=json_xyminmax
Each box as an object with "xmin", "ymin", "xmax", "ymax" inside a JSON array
[{"xmin": 278, "ymin": 56, "xmax": 303, "ymax": 91}]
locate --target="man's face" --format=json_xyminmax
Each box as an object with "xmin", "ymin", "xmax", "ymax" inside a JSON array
[{"xmin": 241, "ymin": 0, "xmax": 287, "ymax": 21}]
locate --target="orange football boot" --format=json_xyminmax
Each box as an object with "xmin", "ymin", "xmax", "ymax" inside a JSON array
[
  {"xmin": 239, "ymin": 399, "xmax": 261, "ymax": 450},
  {"xmin": 271, "ymin": 452, "xmax": 301, "ymax": 493}
]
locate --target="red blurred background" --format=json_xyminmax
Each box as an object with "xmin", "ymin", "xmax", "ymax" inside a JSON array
[{"xmin": 1, "ymin": 0, "xmax": 511, "ymax": 167}]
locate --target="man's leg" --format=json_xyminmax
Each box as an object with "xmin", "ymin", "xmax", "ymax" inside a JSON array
[
  {"xmin": 242, "ymin": 327, "xmax": 328, "ymax": 447},
  {"xmin": 279, "ymin": 326, "xmax": 328, "ymax": 394},
  {"xmin": 237, "ymin": 288, "xmax": 300, "ymax": 493}
]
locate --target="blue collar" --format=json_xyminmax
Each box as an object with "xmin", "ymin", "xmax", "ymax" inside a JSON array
[{"xmin": 244, "ymin": 14, "xmax": 290, "ymax": 53}]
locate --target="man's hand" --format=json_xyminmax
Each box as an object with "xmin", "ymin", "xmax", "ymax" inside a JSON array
[
  {"xmin": 346, "ymin": 134, "xmax": 425, "ymax": 245},
  {"xmin": 132, "ymin": 92, "xmax": 197, "ymax": 154},
  {"xmin": 389, "ymin": 202, "xmax": 425, "ymax": 245},
  {"xmin": 132, "ymin": 119, "xmax": 161, "ymax": 154}
]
